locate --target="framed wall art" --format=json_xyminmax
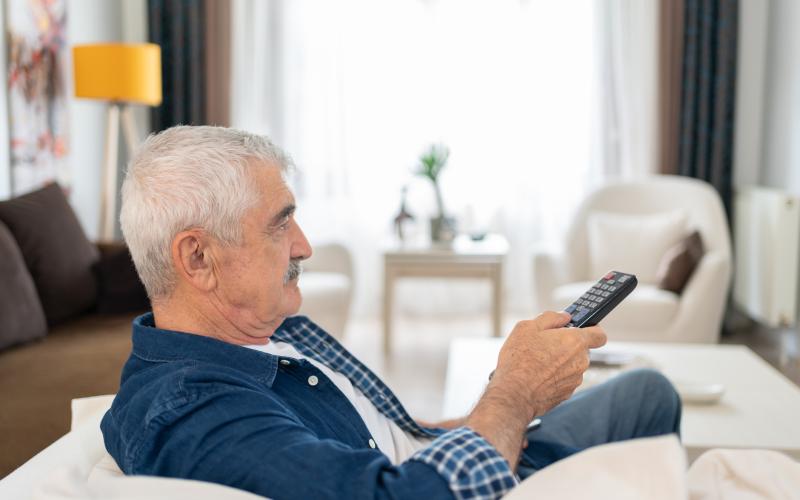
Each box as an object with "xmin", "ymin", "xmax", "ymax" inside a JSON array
[{"xmin": 5, "ymin": 0, "xmax": 69, "ymax": 195}]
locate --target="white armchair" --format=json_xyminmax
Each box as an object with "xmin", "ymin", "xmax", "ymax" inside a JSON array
[
  {"xmin": 532, "ymin": 176, "xmax": 732, "ymax": 343},
  {"xmin": 297, "ymin": 243, "xmax": 354, "ymax": 340}
]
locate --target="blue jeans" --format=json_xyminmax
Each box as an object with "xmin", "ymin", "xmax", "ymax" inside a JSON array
[{"xmin": 518, "ymin": 368, "xmax": 682, "ymax": 477}]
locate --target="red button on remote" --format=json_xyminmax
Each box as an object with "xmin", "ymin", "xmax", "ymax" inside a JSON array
[{"xmin": 604, "ymin": 272, "xmax": 615, "ymax": 280}]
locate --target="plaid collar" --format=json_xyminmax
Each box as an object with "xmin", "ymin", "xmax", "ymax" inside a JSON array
[{"xmin": 273, "ymin": 316, "xmax": 442, "ymax": 439}]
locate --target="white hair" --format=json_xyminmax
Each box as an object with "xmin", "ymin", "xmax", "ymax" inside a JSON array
[{"xmin": 120, "ymin": 125, "xmax": 292, "ymax": 301}]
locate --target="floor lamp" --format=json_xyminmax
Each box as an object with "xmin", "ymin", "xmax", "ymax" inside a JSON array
[{"xmin": 73, "ymin": 43, "xmax": 162, "ymax": 241}]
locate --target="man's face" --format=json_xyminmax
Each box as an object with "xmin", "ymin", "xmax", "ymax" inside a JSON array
[{"xmin": 212, "ymin": 164, "xmax": 312, "ymax": 341}]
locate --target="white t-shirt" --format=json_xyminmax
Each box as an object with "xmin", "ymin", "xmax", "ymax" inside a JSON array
[{"xmin": 246, "ymin": 341, "xmax": 433, "ymax": 464}]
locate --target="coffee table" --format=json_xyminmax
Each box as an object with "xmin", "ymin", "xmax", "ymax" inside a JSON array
[
  {"xmin": 443, "ymin": 338, "xmax": 800, "ymax": 461},
  {"xmin": 382, "ymin": 234, "xmax": 508, "ymax": 356}
]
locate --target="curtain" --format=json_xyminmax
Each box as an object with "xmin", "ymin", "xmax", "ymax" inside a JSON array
[
  {"xmin": 229, "ymin": 0, "xmax": 284, "ymax": 141},
  {"xmin": 676, "ymin": 0, "xmax": 738, "ymax": 218},
  {"xmin": 658, "ymin": 0, "xmax": 685, "ymax": 174},
  {"xmin": 593, "ymin": 0, "xmax": 660, "ymax": 180},
  {"xmin": 147, "ymin": 0, "xmax": 206, "ymax": 131},
  {"xmin": 231, "ymin": 0, "xmax": 612, "ymax": 318},
  {"xmin": 204, "ymin": 0, "xmax": 231, "ymax": 127}
]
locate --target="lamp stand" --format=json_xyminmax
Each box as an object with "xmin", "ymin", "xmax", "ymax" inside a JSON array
[{"xmin": 98, "ymin": 103, "xmax": 140, "ymax": 241}]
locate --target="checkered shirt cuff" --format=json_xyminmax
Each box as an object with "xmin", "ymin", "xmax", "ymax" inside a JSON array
[{"xmin": 410, "ymin": 426, "xmax": 518, "ymax": 499}]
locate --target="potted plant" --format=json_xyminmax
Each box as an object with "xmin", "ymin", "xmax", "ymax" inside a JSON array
[{"xmin": 416, "ymin": 143, "xmax": 456, "ymax": 243}]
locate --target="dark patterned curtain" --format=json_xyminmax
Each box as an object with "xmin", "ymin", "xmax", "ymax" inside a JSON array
[
  {"xmin": 677, "ymin": 0, "xmax": 738, "ymax": 219},
  {"xmin": 148, "ymin": 0, "xmax": 207, "ymax": 131}
]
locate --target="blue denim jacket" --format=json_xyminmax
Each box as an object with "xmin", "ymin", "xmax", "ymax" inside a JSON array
[{"xmin": 101, "ymin": 313, "xmax": 517, "ymax": 499}]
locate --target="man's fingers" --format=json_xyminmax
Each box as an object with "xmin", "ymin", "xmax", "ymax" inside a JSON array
[
  {"xmin": 533, "ymin": 310, "xmax": 571, "ymax": 330},
  {"xmin": 580, "ymin": 326, "xmax": 608, "ymax": 349}
]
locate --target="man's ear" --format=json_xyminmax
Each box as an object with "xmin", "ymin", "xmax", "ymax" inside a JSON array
[{"xmin": 171, "ymin": 230, "xmax": 218, "ymax": 293}]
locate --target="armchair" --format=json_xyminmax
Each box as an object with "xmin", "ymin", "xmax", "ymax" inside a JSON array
[
  {"xmin": 532, "ymin": 176, "xmax": 732, "ymax": 343},
  {"xmin": 297, "ymin": 243, "xmax": 354, "ymax": 340}
]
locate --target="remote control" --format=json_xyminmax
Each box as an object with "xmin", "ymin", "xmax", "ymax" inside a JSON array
[{"xmin": 564, "ymin": 271, "xmax": 637, "ymax": 327}]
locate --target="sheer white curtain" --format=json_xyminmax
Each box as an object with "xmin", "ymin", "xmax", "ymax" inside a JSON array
[
  {"xmin": 593, "ymin": 0, "xmax": 659, "ymax": 179},
  {"xmin": 231, "ymin": 0, "xmax": 651, "ymax": 319}
]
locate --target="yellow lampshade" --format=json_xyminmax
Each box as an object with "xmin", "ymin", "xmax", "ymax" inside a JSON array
[{"xmin": 73, "ymin": 43, "xmax": 162, "ymax": 106}]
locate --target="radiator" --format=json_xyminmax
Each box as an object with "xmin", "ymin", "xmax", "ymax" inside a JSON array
[{"xmin": 733, "ymin": 186, "xmax": 800, "ymax": 327}]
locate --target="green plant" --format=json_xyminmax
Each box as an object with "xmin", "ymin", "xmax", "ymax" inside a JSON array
[{"xmin": 415, "ymin": 143, "xmax": 450, "ymax": 218}]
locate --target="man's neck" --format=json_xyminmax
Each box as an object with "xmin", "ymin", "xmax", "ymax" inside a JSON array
[{"xmin": 151, "ymin": 296, "xmax": 272, "ymax": 346}]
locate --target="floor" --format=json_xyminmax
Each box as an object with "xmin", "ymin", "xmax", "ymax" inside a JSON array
[
  {"xmin": 721, "ymin": 312, "xmax": 800, "ymax": 386},
  {"xmin": 341, "ymin": 312, "xmax": 800, "ymax": 422}
]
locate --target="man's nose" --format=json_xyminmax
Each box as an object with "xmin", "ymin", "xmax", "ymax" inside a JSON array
[{"xmin": 291, "ymin": 221, "xmax": 312, "ymax": 261}]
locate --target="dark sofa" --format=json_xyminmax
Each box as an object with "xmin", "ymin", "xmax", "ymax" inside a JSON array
[{"xmin": 0, "ymin": 183, "xmax": 148, "ymax": 477}]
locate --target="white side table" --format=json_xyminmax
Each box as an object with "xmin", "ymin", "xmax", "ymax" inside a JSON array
[{"xmin": 382, "ymin": 234, "xmax": 508, "ymax": 356}]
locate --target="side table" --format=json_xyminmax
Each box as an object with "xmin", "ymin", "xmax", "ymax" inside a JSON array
[{"xmin": 382, "ymin": 234, "xmax": 508, "ymax": 356}]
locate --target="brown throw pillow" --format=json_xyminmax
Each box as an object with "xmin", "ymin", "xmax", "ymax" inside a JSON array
[
  {"xmin": 656, "ymin": 231, "xmax": 705, "ymax": 294},
  {"xmin": 0, "ymin": 183, "xmax": 99, "ymax": 325},
  {"xmin": 0, "ymin": 220, "xmax": 48, "ymax": 350}
]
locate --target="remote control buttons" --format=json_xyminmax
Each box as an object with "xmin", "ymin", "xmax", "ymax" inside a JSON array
[{"xmin": 572, "ymin": 309, "xmax": 589, "ymax": 323}]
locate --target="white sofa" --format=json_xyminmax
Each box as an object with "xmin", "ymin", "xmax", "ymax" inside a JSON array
[
  {"xmin": 297, "ymin": 243, "xmax": 353, "ymax": 340},
  {"xmin": 3, "ymin": 396, "xmax": 796, "ymax": 499},
  {"xmin": 0, "ymin": 395, "xmax": 687, "ymax": 499},
  {"xmin": 532, "ymin": 176, "xmax": 732, "ymax": 343}
]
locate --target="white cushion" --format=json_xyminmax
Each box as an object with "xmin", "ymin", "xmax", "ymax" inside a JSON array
[
  {"xmin": 587, "ymin": 211, "xmax": 688, "ymax": 284},
  {"xmin": 507, "ymin": 435, "xmax": 687, "ymax": 500},
  {"xmin": 553, "ymin": 281, "xmax": 679, "ymax": 334},
  {"xmin": 688, "ymin": 448, "xmax": 800, "ymax": 499}
]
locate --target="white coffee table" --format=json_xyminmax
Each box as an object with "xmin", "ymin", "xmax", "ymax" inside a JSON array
[{"xmin": 443, "ymin": 338, "xmax": 800, "ymax": 462}]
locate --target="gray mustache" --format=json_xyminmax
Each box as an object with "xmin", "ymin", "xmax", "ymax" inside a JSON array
[{"xmin": 283, "ymin": 260, "xmax": 303, "ymax": 284}]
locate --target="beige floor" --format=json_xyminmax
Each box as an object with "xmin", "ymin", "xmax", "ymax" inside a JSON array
[{"xmin": 341, "ymin": 313, "xmax": 800, "ymax": 422}]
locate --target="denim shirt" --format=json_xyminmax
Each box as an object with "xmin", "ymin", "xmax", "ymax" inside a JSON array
[{"xmin": 101, "ymin": 313, "xmax": 517, "ymax": 500}]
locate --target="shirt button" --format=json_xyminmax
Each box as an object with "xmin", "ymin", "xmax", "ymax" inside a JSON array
[
  {"xmin": 279, "ymin": 359, "xmax": 291, "ymax": 366},
  {"xmin": 307, "ymin": 375, "xmax": 319, "ymax": 386},
  {"xmin": 368, "ymin": 439, "xmax": 376, "ymax": 449}
]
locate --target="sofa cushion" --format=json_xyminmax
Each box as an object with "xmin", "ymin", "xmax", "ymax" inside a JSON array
[
  {"xmin": 0, "ymin": 183, "xmax": 99, "ymax": 325},
  {"xmin": 0, "ymin": 220, "xmax": 47, "ymax": 350},
  {"xmin": 587, "ymin": 211, "xmax": 687, "ymax": 284},
  {"xmin": 0, "ymin": 313, "xmax": 135, "ymax": 476}
]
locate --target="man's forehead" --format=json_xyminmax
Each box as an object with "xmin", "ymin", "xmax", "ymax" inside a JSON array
[{"xmin": 254, "ymin": 166, "xmax": 295, "ymax": 210}]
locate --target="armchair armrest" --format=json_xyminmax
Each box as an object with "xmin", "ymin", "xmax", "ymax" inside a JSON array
[
  {"xmin": 668, "ymin": 251, "xmax": 731, "ymax": 343},
  {"xmin": 304, "ymin": 243, "xmax": 353, "ymax": 280},
  {"xmin": 531, "ymin": 247, "xmax": 569, "ymax": 312}
]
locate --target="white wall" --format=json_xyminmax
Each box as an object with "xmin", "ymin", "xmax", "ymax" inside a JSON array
[
  {"xmin": 717, "ymin": 0, "xmax": 800, "ymax": 194},
  {"xmin": 734, "ymin": 0, "xmax": 800, "ymax": 325},
  {"xmin": 759, "ymin": 0, "xmax": 800, "ymax": 194},
  {"xmin": 732, "ymin": 0, "xmax": 769, "ymax": 189}
]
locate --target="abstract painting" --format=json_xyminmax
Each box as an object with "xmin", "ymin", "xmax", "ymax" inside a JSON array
[{"xmin": 6, "ymin": 0, "xmax": 68, "ymax": 195}]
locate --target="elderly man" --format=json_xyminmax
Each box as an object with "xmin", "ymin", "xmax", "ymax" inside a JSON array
[{"xmin": 102, "ymin": 126, "xmax": 680, "ymax": 499}]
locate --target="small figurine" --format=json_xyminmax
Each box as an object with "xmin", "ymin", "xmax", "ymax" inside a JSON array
[{"xmin": 393, "ymin": 185, "xmax": 415, "ymax": 241}]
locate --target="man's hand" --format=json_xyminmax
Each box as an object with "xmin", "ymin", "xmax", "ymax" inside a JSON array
[
  {"xmin": 493, "ymin": 311, "xmax": 607, "ymax": 416},
  {"xmin": 465, "ymin": 311, "xmax": 607, "ymax": 468}
]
